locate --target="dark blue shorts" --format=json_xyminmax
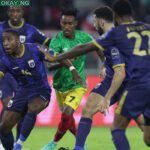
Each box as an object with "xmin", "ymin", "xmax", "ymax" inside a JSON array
[
  {"xmin": 91, "ymin": 77, "xmax": 128, "ymax": 106},
  {"xmin": 116, "ymin": 80, "xmax": 150, "ymax": 120},
  {"xmin": 0, "ymin": 73, "xmax": 17, "ymax": 101},
  {"xmin": 6, "ymin": 87, "xmax": 51, "ymax": 114}
]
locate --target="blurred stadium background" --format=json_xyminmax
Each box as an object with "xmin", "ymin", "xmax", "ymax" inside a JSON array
[{"xmin": 1, "ymin": 0, "xmax": 150, "ymax": 149}]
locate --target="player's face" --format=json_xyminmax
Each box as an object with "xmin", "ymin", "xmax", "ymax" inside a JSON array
[
  {"xmin": 8, "ymin": 6, "xmax": 23, "ymax": 25},
  {"xmin": 60, "ymin": 15, "xmax": 77, "ymax": 39},
  {"xmin": 2, "ymin": 32, "xmax": 20, "ymax": 55},
  {"xmin": 93, "ymin": 14, "xmax": 104, "ymax": 35}
]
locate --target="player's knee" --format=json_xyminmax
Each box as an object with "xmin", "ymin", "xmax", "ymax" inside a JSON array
[
  {"xmin": 0, "ymin": 121, "xmax": 11, "ymax": 134},
  {"xmin": 28, "ymin": 104, "xmax": 43, "ymax": 114},
  {"xmin": 144, "ymin": 137, "xmax": 150, "ymax": 146}
]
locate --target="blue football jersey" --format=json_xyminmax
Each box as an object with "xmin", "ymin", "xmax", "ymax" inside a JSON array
[
  {"xmin": 0, "ymin": 20, "xmax": 50, "ymax": 56},
  {"xmin": 0, "ymin": 44, "xmax": 54, "ymax": 89},
  {"xmin": 93, "ymin": 21, "xmax": 150, "ymax": 80}
]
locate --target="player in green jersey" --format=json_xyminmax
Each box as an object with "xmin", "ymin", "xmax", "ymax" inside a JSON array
[{"xmin": 41, "ymin": 8, "xmax": 92, "ymax": 150}]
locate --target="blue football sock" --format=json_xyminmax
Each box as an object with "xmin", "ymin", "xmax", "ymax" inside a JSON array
[
  {"xmin": 74, "ymin": 117, "xmax": 92, "ymax": 149},
  {"xmin": 111, "ymin": 129, "xmax": 130, "ymax": 150},
  {"xmin": 18, "ymin": 113, "xmax": 36, "ymax": 142},
  {"xmin": 16, "ymin": 120, "xmax": 23, "ymax": 141},
  {"xmin": 0, "ymin": 132, "xmax": 14, "ymax": 150}
]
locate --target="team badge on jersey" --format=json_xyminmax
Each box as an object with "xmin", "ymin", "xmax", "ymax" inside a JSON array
[
  {"xmin": 20, "ymin": 35, "xmax": 26, "ymax": 43},
  {"xmin": 28, "ymin": 59, "xmax": 35, "ymax": 68},
  {"xmin": 7, "ymin": 100, "xmax": 13, "ymax": 108},
  {"xmin": 111, "ymin": 48, "xmax": 119, "ymax": 59}
]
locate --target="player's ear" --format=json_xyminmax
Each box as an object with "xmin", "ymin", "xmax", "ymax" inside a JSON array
[
  {"xmin": 114, "ymin": 13, "xmax": 120, "ymax": 25},
  {"xmin": 74, "ymin": 20, "xmax": 78, "ymax": 27},
  {"xmin": 100, "ymin": 18, "xmax": 105, "ymax": 27}
]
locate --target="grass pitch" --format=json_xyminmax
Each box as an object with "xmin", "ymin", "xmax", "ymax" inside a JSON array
[{"xmin": 13, "ymin": 127, "xmax": 148, "ymax": 150}]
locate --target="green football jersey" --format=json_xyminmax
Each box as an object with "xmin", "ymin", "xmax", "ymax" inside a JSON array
[{"xmin": 50, "ymin": 30, "xmax": 92, "ymax": 92}]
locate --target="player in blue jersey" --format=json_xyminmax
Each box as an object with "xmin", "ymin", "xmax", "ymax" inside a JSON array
[
  {"xmin": 0, "ymin": 6, "xmax": 51, "ymax": 150},
  {"xmin": 40, "ymin": 0, "xmax": 150, "ymax": 149},
  {"xmin": 39, "ymin": 6, "xmax": 145, "ymax": 150},
  {"xmin": 0, "ymin": 29, "xmax": 83, "ymax": 150}
]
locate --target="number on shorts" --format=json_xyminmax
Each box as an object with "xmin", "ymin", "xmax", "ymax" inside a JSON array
[{"xmin": 69, "ymin": 96, "xmax": 75, "ymax": 102}]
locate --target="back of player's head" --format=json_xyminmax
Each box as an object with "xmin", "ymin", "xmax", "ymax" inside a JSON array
[
  {"xmin": 3, "ymin": 29, "xmax": 20, "ymax": 39},
  {"xmin": 61, "ymin": 8, "xmax": 78, "ymax": 19},
  {"xmin": 112, "ymin": 0, "xmax": 132, "ymax": 17},
  {"xmin": 93, "ymin": 6, "xmax": 113, "ymax": 22}
]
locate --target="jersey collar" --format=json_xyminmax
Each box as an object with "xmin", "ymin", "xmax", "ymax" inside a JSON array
[
  {"xmin": 8, "ymin": 20, "xmax": 24, "ymax": 29},
  {"xmin": 121, "ymin": 21, "xmax": 136, "ymax": 25}
]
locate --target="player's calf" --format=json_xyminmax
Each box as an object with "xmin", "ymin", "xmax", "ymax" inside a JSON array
[{"xmin": 143, "ymin": 116, "xmax": 150, "ymax": 146}]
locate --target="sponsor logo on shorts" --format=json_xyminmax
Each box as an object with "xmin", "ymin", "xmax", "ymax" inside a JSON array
[
  {"xmin": 95, "ymin": 83, "xmax": 101, "ymax": 89},
  {"xmin": 40, "ymin": 95, "xmax": 47, "ymax": 101},
  {"xmin": 7, "ymin": 100, "xmax": 13, "ymax": 108},
  {"xmin": 0, "ymin": 90, "xmax": 2, "ymax": 99}
]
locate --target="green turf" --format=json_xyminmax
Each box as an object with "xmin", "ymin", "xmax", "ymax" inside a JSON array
[{"xmin": 13, "ymin": 127, "xmax": 148, "ymax": 150}]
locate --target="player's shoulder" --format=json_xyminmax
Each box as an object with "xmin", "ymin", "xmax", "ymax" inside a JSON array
[
  {"xmin": 24, "ymin": 43, "xmax": 39, "ymax": 52},
  {"xmin": 51, "ymin": 31, "xmax": 63, "ymax": 42},
  {"xmin": 75, "ymin": 30, "xmax": 91, "ymax": 36},
  {"xmin": 75, "ymin": 30, "xmax": 93, "ymax": 41},
  {"xmin": 24, "ymin": 23, "xmax": 38, "ymax": 31}
]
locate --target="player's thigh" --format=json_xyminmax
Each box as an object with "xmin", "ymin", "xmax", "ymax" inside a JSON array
[
  {"xmin": 111, "ymin": 113, "xmax": 130, "ymax": 130},
  {"xmin": 82, "ymin": 92, "xmax": 104, "ymax": 118},
  {"xmin": 55, "ymin": 89, "xmax": 66, "ymax": 112},
  {"xmin": 0, "ymin": 110, "xmax": 21, "ymax": 133},
  {"xmin": 65, "ymin": 87, "xmax": 87, "ymax": 111},
  {"xmin": 28, "ymin": 97, "xmax": 49, "ymax": 114},
  {"xmin": 144, "ymin": 126, "xmax": 150, "ymax": 145}
]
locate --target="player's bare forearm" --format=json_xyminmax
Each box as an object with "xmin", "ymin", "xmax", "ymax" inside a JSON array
[
  {"xmin": 96, "ymin": 50, "xmax": 104, "ymax": 62},
  {"xmin": 105, "ymin": 66, "xmax": 126, "ymax": 100},
  {"xmin": 56, "ymin": 42, "xmax": 99, "ymax": 61},
  {"xmin": 47, "ymin": 59, "xmax": 74, "ymax": 70},
  {"xmin": 47, "ymin": 62, "xmax": 62, "ymax": 71}
]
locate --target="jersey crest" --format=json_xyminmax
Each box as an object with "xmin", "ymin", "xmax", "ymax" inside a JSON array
[
  {"xmin": 20, "ymin": 35, "xmax": 26, "ymax": 43},
  {"xmin": 28, "ymin": 59, "xmax": 35, "ymax": 68}
]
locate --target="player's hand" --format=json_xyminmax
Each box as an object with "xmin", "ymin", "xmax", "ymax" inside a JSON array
[
  {"xmin": 38, "ymin": 46, "xmax": 57, "ymax": 62},
  {"xmin": 97, "ymin": 98, "xmax": 110, "ymax": 116},
  {"xmin": 71, "ymin": 69, "xmax": 84, "ymax": 87},
  {"xmin": 99, "ymin": 63, "xmax": 106, "ymax": 78}
]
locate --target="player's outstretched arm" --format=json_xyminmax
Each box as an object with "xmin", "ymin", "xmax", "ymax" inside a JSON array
[
  {"xmin": 98, "ymin": 66, "xmax": 126, "ymax": 114},
  {"xmin": 102, "ymin": 66, "xmax": 126, "ymax": 113},
  {"xmin": 55, "ymin": 42, "xmax": 99, "ymax": 61},
  {"xmin": 47, "ymin": 62, "xmax": 62, "ymax": 71}
]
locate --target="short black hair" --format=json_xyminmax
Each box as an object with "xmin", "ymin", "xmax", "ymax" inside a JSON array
[
  {"xmin": 61, "ymin": 8, "xmax": 78, "ymax": 19},
  {"xmin": 112, "ymin": 0, "xmax": 132, "ymax": 17},
  {"xmin": 3, "ymin": 29, "xmax": 20, "ymax": 39},
  {"xmin": 94, "ymin": 6, "xmax": 113, "ymax": 22}
]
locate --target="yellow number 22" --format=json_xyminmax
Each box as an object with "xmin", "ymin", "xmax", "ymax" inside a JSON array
[{"xmin": 127, "ymin": 31, "xmax": 150, "ymax": 56}]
